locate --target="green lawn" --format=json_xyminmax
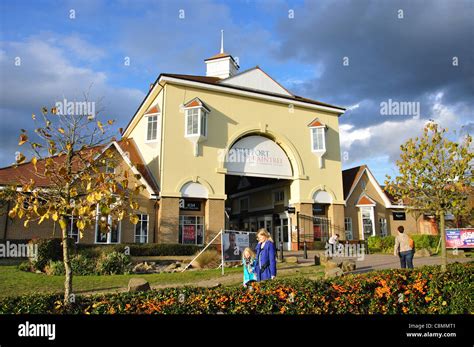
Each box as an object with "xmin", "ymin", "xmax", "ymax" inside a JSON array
[
  {"xmin": 0, "ymin": 261, "xmax": 324, "ymax": 297},
  {"xmin": 0, "ymin": 264, "xmax": 240, "ymax": 297}
]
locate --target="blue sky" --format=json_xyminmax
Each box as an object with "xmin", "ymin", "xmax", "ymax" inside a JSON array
[{"xmin": 0, "ymin": 0, "xmax": 473, "ymax": 184}]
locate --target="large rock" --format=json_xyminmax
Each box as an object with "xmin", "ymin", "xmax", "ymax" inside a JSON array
[
  {"xmin": 341, "ymin": 259, "xmax": 356, "ymax": 272},
  {"xmin": 285, "ymin": 256, "xmax": 299, "ymax": 264},
  {"xmin": 128, "ymin": 278, "xmax": 150, "ymax": 292},
  {"xmin": 325, "ymin": 260, "xmax": 341, "ymax": 270},
  {"xmin": 132, "ymin": 262, "xmax": 154, "ymax": 274},
  {"xmin": 324, "ymin": 267, "xmax": 343, "ymax": 279},
  {"xmin": 314, "ymin": 253, "xmax": 332, "ymax": 265},
  {"xmin": 414, "ymin": 248, "xmax": 431, "ymax": 258}
]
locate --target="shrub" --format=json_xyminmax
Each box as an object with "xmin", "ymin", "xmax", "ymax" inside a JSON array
[
  {"xmin": 71, "ymin": 254, "xmax": 97, "ymax": 276},
  {"xmin": 17, "ymin": 261, "xmax": 32, "ymax": 272},
  {"xmin": 193, "ymin": 250, "xmax": 220, "ymax": 268},
  {"xmin": 411, "ymin": 235, "xmax": 440, "ymax": 253},
  {"xmin": 1, "ymin": 262, "xmax": 472, "ymax": 314},
  {"xmin": 367, "ymin": 236, "xmax": 395, "ymax": 254},
  {"xmin": 96, "ymin": 251, "xmax": 131, "ymax": 275},
  {"xmin": 29, "ymin": 238, "xmax": 75, "ymax": 271},
  {"xmin": 44, "ymin": 260, "xmax": 65, "ymax": 276},
  {"xmin": 75, "ymin": 243, "xmax": 203, "ymax": 257}
]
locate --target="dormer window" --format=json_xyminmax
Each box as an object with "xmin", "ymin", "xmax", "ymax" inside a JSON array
[
  {"xmin": 185, "ymin": 108, "xmax": 207, "ymax": 137},
  {"xmin": 308, "ymin": 118, "xmax": 327, "ymax": 168},
  {"xmin": 144, "ymin": 105, "xmax": 160, "ymax": 142},
  {"xmin": 311, "ymin": 127, "xmax": 325, "ymax": 152},
  {"xmin": 183, "ymin": 97, "xmax": 210, "ymax": 156}
]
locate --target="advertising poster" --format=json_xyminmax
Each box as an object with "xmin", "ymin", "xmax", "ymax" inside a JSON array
[
  {"xmin": 223, "ymin": 230, "xmax": 257, "ymax": 262},
  {"xmin": 445, "ymin": 228, "xmax": 474, "ymax": 249},
  {"xmin": 183, "ymin": 225, "xmax": 195, "ymax": 244}
]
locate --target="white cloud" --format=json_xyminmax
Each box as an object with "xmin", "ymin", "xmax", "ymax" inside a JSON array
[
  {"xmin": 340, "ymin": 92, "xmax": 471, "ymax": 167},
  {"xmin": 0, "ymin": 35, "xmax": 144, "ymax": 167}
]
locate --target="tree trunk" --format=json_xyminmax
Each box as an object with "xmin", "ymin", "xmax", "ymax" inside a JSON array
[
  {"xmin": 439, "ymin": 210, "xmax": 447, "ymax": 272},
  {"xmin": 61, "ymin": 225, "xmax": 73, "ymax": 305}
]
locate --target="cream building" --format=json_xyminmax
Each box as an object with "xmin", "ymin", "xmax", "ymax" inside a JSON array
[{"xmin": 122, "ymin": 42, "xmax": 346, "ymax": 250}]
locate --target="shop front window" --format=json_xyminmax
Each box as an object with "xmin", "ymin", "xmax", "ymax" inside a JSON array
[{"xmin": 179, "ymin": 216, "xmax": 204, "ymax": 245}]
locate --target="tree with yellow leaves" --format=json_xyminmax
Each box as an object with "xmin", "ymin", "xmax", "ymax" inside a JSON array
[
  {"xmin": 1, "ymin": 105, "xmax": 145, "ymax": 305},
  {"xmin": 385, "ymin": 122, "xmax": 473, "ymax": 271}
]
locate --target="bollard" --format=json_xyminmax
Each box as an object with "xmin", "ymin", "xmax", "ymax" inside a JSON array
[
  {"xmin": 303, "ymin": 241, "xmax": 308, "ymax": 259},
  {"xmin": 279, "ymin": 241, "xmax": 284, "ymax": 262}
]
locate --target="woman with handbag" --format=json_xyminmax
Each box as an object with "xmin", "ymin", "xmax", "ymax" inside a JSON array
[{"xmin": 254, "ymin": 229, "xmax": 277, "ymax": 281}]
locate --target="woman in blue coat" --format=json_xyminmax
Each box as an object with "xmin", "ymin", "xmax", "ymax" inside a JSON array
[{"xmin": 254, "ymin": 229, "xmax": 277, "ymax": 281}]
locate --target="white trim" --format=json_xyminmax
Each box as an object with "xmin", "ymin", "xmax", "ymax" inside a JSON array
[
  {"xmin": 159, "ymin": 76, "xmax": 345, "ymax": 114},
  {"xmin": 134, "ymin": 213, "xmax": 149, "ymax": 244},
  {"xmin": 99, "ymin": 141, "xmax": 157, "ymax": 197},
  {"xmin": 94, "ymin": 206, "xmax": 122, "ymax": 244},
  {"xmin": 359, "ymin": 206, "xmax": 375, "ymax": 239}
]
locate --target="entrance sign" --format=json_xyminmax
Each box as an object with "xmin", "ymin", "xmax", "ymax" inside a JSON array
[
  {"xmin": 446, "ymin": 228, "xmax": 474, "ymax": 249},
  {"xmin": 225, "ymin": 136, "xmax": 292, "ymax": 179},
  {"xmin": 392, "ymin": 212, "xmax": 406, "ymax": 220},
  {"xmin": 179, "ymin": 199, "xmax": 201, "ymax": 211},
  {"xmin": 222, "ymin": 230, "xmax": 257, "ymax": 262}
]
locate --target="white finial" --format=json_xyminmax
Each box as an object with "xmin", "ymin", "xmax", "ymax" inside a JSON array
[{"xmin": 220, "ymin": 29, "xmax": 224, "ymax": 54}]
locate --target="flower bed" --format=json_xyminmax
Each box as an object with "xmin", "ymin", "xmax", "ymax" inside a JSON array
[{"xmin": 1, "ymin": 262, "xmax": 472, "ymax": 314}]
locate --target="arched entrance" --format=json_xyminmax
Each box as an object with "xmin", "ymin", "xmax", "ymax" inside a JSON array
[{"xmin": 224, "ymin": 134, "xmax": 295, "ymax": 250}]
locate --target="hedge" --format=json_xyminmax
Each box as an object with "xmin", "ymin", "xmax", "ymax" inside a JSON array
[
  {"xmin": 1, "ymin": 262, "xmax": 472, "ymax": 314},
  {"xmin": 75, "ymin": 243, "xmax": 203, "ymax": 257},
  {"xmin": 367, "ymin": 235, "xmax": 440, "ymax": 254}
]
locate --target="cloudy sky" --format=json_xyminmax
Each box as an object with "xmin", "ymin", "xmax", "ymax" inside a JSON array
[{"xmin": 0, "ymin": 0, "xmax": 472, "ymax": 183}]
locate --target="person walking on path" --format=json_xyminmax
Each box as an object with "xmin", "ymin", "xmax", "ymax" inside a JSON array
[
  {"xmin": 394, "ymin": 226, "xmax": 414, "ymax": 269},
  {"xmin": 254, "ymin": 229, "xmax": 277, "ymax": 281}
]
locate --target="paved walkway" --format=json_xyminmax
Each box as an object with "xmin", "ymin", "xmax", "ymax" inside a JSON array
[{"xmin": 283, "ymin": 250, "xmax": 471, "ymax": 273}]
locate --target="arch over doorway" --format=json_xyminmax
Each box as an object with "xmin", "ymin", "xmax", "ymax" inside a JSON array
[{"xmin": 220, "ymin": 128, "xmax": 306, "ymax": 180}]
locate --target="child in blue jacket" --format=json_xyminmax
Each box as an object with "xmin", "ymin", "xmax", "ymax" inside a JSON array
[{"xmin": 242, "ymin": 247, "xmax": 257, "ymax": 287}]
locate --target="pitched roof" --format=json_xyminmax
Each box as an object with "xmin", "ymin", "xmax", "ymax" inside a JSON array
[
  {"xmin": 220, "ymin": 66, "xmax": 294, "ymax": 97},
  {"xmin": 204, "ymin": 52, "xmax": 239, "ymax": 65},
  {"xmin": 160, "ymin": 73, "xmax": 345, "ymax": 111},
  {"xmin": 183, "ymin": 97, "xmax": 211, "ymax": 112},
  {"xmin": 356, "ymin": 194, "xmax": 376, "ymax": 206},
  {"xmin": 144, "ymin": 105, "xmax": 160, "ymax": 115},
  {"xmin": 0, "ymin": 146, "xmax": 103, "ymax": 187},
  {"xmin": 0, "ymin": 140, "xmax": 159, "ymax": 195},
  {"xmin": 117, "ymin": 138, "xmax": 159, "ymax": 194},
  {"xmin": 342, "ymin": 165, "xmax": 366, "ymax": 200},
  {"xmin": 307, "ymin": 118, "xmax": 325, "ymax": 127}
]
